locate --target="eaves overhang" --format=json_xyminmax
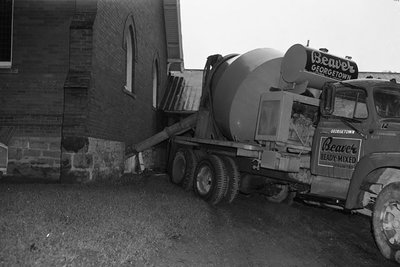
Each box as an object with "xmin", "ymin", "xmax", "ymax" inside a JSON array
[{"xmin": 163, "ymin": 0, "xmax": 184, "ymax": 72}]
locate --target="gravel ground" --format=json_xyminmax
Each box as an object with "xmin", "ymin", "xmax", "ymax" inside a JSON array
[{"xmin": 0, "ymin": 174, "xmax": 396, "ymax": 266}]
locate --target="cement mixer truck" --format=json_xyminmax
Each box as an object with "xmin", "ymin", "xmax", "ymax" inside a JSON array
[{"xmin": 131, "ymin": 44, "xmax": 400, "ymax": 263}]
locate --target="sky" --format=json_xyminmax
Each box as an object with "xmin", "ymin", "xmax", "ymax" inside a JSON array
[{"xmin": 180, "ymin": 0, "xmax": 400, "ymax": 72}]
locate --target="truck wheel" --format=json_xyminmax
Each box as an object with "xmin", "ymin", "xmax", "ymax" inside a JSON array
[
  {"xmin": 171, "ymin": 148, "xmax": 197, "ymax": 190},
  {"xmin": 194, "ymin": 155, "xmax": 228, "ymax": 205},
  {"xmin": 181, "ymin": 149, "xmax": 199, "ymax": 191},
  {"xmin": 265, "ymin": 184, "xmax": 290, "ymax": 203},
  {"xmin": 222, "ymin": 156, "xmax": 240, "ymax": 203},
  {"xmin": 372, "ymin": 182, "xmax": 400, "ymax": 264}
]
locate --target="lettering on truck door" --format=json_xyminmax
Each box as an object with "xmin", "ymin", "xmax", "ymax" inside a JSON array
[
  {"xmin": 318, "ymin": 131, "xmax": 362, "ymax": 178},
  {"xmin": 313, "ymin": 88, "xmax": 368, "ymax": 179}
]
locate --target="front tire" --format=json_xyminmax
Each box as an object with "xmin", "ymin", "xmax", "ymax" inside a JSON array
[
  {"xmin": 194, "ymin": 155, "xmax": 228, "ymax": 205},
  {"xmin": 372, "ymin": 182, "xmax": 400, "ymax": 264}
]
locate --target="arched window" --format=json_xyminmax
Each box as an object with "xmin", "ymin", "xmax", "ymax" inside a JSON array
[
  {"xmin": 152, "ymin": 58, "xmax": 159, "ymax": 109},
  {"xmin": 123, "ymin": 15, "xmax": 137, "ymax": 94}
]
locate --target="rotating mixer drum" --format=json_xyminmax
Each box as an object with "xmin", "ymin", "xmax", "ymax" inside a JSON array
[{"xmin": 211, "ymin": 48, "xmax": 284, "ymax": 141}]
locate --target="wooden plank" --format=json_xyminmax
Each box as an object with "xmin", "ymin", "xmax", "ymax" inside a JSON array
[
  {"xmin": 171, "ymin": 78, "xmax": 185, "ymax": 111},
  {"xmin": 159, "ymin": 75, "xmax": 174, "ymax": 110},
  {"xmin": 165, "ymin": 76, "xmax": 181, "ymax": 111}
]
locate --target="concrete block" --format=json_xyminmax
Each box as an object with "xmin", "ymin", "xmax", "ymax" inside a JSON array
[
  {"xmin": 8, "ymin": 147, "xmax": 23, "ymax": 161},
  {"xmin": 42, "ymin": 150, "xmax": 61, "ymax": 159},
  {"xmin": 49, "ymin": 141, "xmax": 61, "ymax": 151},
  {"xmin": 31, "ymin": 158, "xmax": 54, "ymax": 167},
  {"xmin": 23, "ymin": 149, "xmax": 41, "ymax": 158},
  {"xmin": 61, "ymin": 153, "xmax": 72, "ymax": 169},
  {"xmin": 73, "ymin": 153, "xmax": 93, "ymax": 169},
  {"xmin": 9, "ymin": 138, "xmax": 29, "ymax": 149},
  {"xmin": 30, "ymin": 140, "xmax": 49, "ymax": 150}
]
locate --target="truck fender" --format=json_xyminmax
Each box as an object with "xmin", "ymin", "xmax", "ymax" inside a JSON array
[{"xmin": 345, "ymin": 152, "xmax": 400, "ymax": 210}]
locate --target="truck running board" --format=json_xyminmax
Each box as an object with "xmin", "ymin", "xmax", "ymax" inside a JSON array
[{"xmin": 296, "ymin": 193, "xmax": 346, "ymax": 209}]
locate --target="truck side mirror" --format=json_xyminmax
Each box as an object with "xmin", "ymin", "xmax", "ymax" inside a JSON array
[{"xmin": 320, "ymin": 82, "xmax": 335, "ymax": 116}]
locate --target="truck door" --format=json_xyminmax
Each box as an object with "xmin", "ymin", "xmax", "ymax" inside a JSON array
[{"xmin": 311, "ymin": 87, "xmax": 369, "ymax": 198}]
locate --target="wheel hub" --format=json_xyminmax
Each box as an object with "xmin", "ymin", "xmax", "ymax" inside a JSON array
[
  {"xmin": 196, "ymin": 165, "xmax": 212, "ymax": 195},
  {"xmin": 382, "ymin": 201, "xmax": 400, "ymax": 246}
]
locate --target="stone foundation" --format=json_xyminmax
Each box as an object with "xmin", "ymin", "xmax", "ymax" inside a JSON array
[
  {"xmin": 7, "ymin": 136, "xmax": 61, "ymax": 180},
  {"xmin": 6, "ymin": 135, "xmax": 164, "ymax": 182},
  {"xmin": 61, "ymin": 136, "xmax": 125, "ymax": 183}
]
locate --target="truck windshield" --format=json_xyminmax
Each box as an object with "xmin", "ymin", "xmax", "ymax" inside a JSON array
[
  {"xmin": 374, "ymin": 87, "xmax": 400, "ymax": 118},
  {"xmin": 332, "ymin": 88, "xmax": 368, "ymax": 120}
]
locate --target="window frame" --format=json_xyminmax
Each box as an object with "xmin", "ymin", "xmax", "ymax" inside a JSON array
[
  {"xmin": 122, "ymin": 15, "xmax": 137, "ymax": 98},
  {"xmin": 124, "ymin": 26, "xmax": 134, "ymax": 93},
  {"xmin": 152, "ymin": 57, "xmax": 160, "ymax": 109},
  {"xmin": 374, "ymin": 87, "xmax": 400, "ymax": 118},
  {"xmin": 332, "ymin": 88, "xmax": 368, "ymax": 120},
  {"xmin": 0, "ymin": 0, "xmax": 14, "ymax": 68}
]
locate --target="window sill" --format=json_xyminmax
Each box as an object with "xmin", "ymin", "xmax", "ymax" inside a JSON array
[{"xmin": 122, "ymin": 86, "xmax": 136, "ymax": 99}]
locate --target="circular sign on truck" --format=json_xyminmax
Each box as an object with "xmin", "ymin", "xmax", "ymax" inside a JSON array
[{"xmin": 281, "ymin": 44, "xmax": 359, "ymax": 89}]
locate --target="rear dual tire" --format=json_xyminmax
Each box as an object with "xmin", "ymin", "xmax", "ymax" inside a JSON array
[
  {"xmin": 170, "ymin": 148, "xmax": 198, "ymax": 191},
  {"xmin": 193, "ymin": 155, "xmax": 241, "ymax": 205},
  {"xmin": 222, "ymin": 156, "xmax": 240, "ymax": 203},
  {"xmin": 171, "ymin": 148, "xmax": 240, "ymax": 205},
  {"xmin": 194, "ymin": 155, "xmax": 228, "ymax": 205}
]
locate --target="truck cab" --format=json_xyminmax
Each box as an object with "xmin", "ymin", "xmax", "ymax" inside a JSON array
[
  {"xmin": 312, "ymin": 78, "xmax": 400, "ymax": 263},
  {"xmin": 311, "ymin": 78, "xmax": 400, "ymax": 208}
]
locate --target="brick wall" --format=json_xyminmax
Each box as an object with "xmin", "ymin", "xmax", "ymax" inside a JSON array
[
  {"xmin": 0, "ymin": 0, "xmax": 171, "ymax": 181},
  {"xmin": 89, "ymin": 0, "xmax": 169, "ymax": 143},
  {"xmin": 0, "ymin": 0, "xmax": 75, "ymax": 179},
  {"xmin": 61, "ymin": 0, "xmax": 170, "ymax": 181},
  {"xmin": 0, "ymin": 0, "xmax": 74, "ymax": 123},
  {"xmin": 62, "ymin": 6, "xmax": 96, "ymax": 138}
]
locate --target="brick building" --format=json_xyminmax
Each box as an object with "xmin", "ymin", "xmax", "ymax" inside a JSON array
[{"xmin": 0, "ymin": 0, "xmax": 183, "ymax": 182}]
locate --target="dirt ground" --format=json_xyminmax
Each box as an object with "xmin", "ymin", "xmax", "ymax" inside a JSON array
[{"xmin": 0, "ymin": 174, "xmax": 397, "ymax": 267}]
